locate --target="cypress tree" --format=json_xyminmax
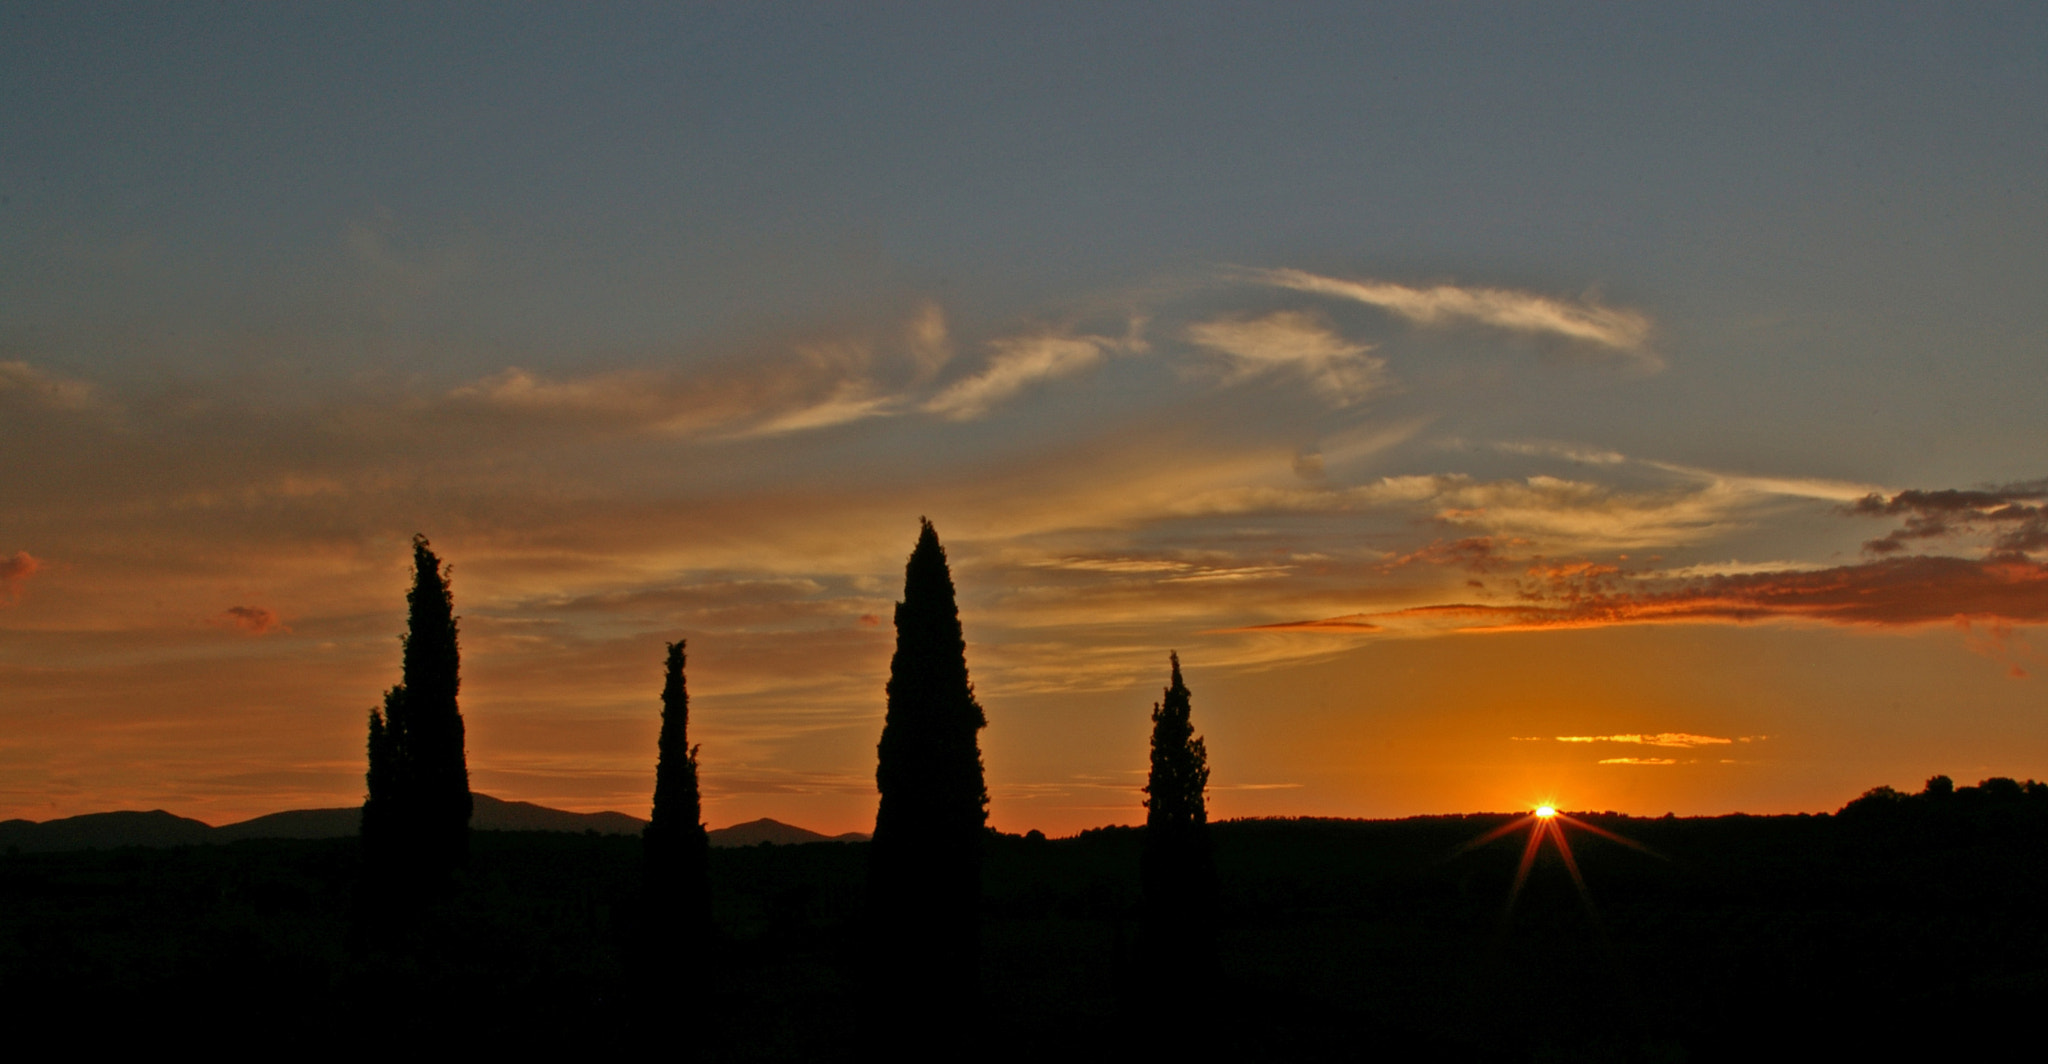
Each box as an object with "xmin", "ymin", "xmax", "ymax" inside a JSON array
[
  {"xmin": 869, "ymin": 518, "xmax": 988, "ymax": 1013},
  {"xmin": 645, "ymin": 640, "xmax": 710, "ymax": 937},
  {"xmin": 361, "ymin": 689, "xmax": 402, "ymax": 867},
  {"xmin": 361, "ymin": 534, "xmax": 471, "ymax": 877},
  {"xmin": 1139, "ymin": 652, "xmax": 1216, "ymax": 995}
]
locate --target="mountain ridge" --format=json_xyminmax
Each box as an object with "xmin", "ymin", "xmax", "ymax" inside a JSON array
[{"xmin": 0, "ymin": 794, "xmax": 866, "ymax": 853}]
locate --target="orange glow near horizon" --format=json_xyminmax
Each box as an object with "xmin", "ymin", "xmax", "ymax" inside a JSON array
[{"xmin": 5, "ymin": 12, "xmax": 2048, "ymax": 843}]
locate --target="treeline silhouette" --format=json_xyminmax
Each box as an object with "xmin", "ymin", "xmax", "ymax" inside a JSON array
[
  {"xmin": 1841, "ymin": 772, "xmax": 2048, "ymax": 822},
  {"xmin": 9, "ymin": 522, "xmax": 2048, "ymax": 1057},
  {"xmin": 11, "ymin": 789, "xmax": 2048, "ymax": 1056}
]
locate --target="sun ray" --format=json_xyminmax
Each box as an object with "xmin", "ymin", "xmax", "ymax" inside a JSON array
[
  {"xmin": 1454, "ymin": 814, "xmax": 1536, "ymax": 856},
  {"xmin": 1547, "ymin": 818, "xmax": 1602, "ymax": 920},
  {"xmin": 1504, "ymin": 815, "xmax": 1548, "ymax": 918},
  {"xmin": 1462, "ymin": 805, "xmax": 1662, "ymax": 932},
  {"xmin": 1554, "ymin": 813, "xmax": 1668, "ymax": 859}
]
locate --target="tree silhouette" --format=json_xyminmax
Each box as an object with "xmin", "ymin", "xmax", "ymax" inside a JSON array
[
  {"xmin": 1139, "ymin": 652, "xmax": 1216, "ymax": 1004},
  {"xmin": 645, "ymin": 640, "xmax": 710, "ymax": 940},
  {"xmin": 869, "ymin": 518, "xmax": 988, "ymax": 1016},
  {"xmin": 361, "ymin": 534, "xmax": 471, "ymax": 878},
  {"xmin": 361, "ymin": 687, "xmax": 402, "ymax": 869}
]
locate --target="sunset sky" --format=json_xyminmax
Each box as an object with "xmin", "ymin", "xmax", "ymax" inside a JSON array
[{"xmin": 4, "ymin": 6, "xmax": 2045, "ymax": 835}]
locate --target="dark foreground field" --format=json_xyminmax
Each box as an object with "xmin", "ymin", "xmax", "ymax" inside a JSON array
[{"xmin": 4, "ymin": 797, "xmax": 2045, "ymax": 1060}]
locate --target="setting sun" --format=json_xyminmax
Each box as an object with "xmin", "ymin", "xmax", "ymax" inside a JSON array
[{"xmin": 2, "ymin": 8, "xmax": 2043, "ymax": 1060}]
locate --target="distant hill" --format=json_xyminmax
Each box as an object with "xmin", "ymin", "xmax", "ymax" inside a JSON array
[
  {"xmin": 0, "ymin": 797, "xmax": 859, "ymax": 852},
  {"xmin": 709, "ymin": 817, "xmax": 869, "ymax": 847},
  {"xmin": 215, "ymin": 807, "xmax": 360, "ymax": 840},
  {"xmin": 468, "ymin": 793, "xmax": 646, "ymax": 835},
  {"xmin": 210, "ymin": 794, "xmax": 647, "ymax": 839},
  {"xmin": 0, "ymin": 810, "xmax": 217, "ymax": 853}
]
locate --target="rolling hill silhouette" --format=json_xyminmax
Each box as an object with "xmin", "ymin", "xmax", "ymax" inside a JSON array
[
  {"xmin": 0, "ymin": 809, "xmax": 217, "ymax": 852},
  {"xmin": 706, "ymin": 817, "xmax": 870, "ymax": 846},
  {"xmin": 0, "ymin": 794, "xmax": 863, "ymax": 852}
]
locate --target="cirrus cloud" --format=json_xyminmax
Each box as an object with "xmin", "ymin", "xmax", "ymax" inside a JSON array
[
  {"xmin": 1186, "ymin": 311, "xmax": 1387, "ymax": 405},
  {"xmin": 923, "ymin": 333, "xmax": 1117, "ymax": 421},
  {"xmin": 1249, "ymin": 267, "xmax": 1656, "ymax": 363}
]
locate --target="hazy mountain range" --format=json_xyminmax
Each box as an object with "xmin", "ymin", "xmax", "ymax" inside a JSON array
[{"xmin": 0, "ymin": 793, "xmax": 867, "ymax": 853}]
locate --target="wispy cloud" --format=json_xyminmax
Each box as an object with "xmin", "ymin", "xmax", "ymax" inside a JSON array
[
  {"xmin": 1186, "ymin": 311, "xmax": 1387, "ymax": 405},
  {"xmin": 1336, "ymin": 461, "xmax": 1895, "ymax": 554},
  {"xmin": 924, "ymin": 333, "xmax": 1114, "ymax": 420},
  {"xmin": 436, "ymin": 309, "xmax": 980, "ymax": 440},
  {"xmin": 218, "ymin": 606, "xmax": 287, "ymax": 635},
  {"xmin": 905, "ymin": 301, "xmax": 953, "ymax": 382},
  {"xmin": 1355, "ymin": 473, "xmax": 1756, "ymax": 550},
  {"xmin": 0, "ymin": 361, "xmax": 95, "ymax": 411},
  {"xmin": 0, "ymin": 551, "xmax": 42, "ymax": 604},
  {"xmin": 1250, "ymin": 478, "xmax": 2048, "ymax": 642},
  {"xmin": 725, "ymin": 384, "xmax": 899, "ymax": 439},
  {"xmin": 1598, "ymin": 757, "xmax": 1678, "ymax": 766},
  {"xmin": 1250, "ymin": 268, "xmax": 1656, "ymax": 361},
  {"xmin": 1495, "ymin": 440, "xmax": 1629, "ymax": 465},
  {"xmin": 448, "ymin": 344, "xmax": 905, "ymax": 440},
  {"xmin": 1955, "ymin": 616, "xmax": 2037, "ymax": 679},
  {"xmin": 1382, "ymin": 537, "xmax": 1509, "ymax": 574},
  {"xmin": 1556, "ymin": 733, "xmax": 1734, "ymax": 748},
  {"xmin": 447, "ymin": 366, "xmax": 693, "ymax": 425},
  {"xmin": 1377, "ymin": 555, "xmax": 2048, "ymax": 631},
  {"xmin": 1242, "ymin": 615, "xmax": 1383, "ymax": 633},
  {"xmin": 1651, "ymin": 560, "xmax": 1816, "ymax": 579},
  {"xmin": 1650, "ymin": 462, "xmax": 1886, "ymax": 503}
]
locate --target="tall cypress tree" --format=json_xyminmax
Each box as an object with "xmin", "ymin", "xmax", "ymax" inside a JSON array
[
  {"xmin": 1140, "ymin": 652, "xmax": 1215, "ymax": 994},
  {"xmin": 362, "ymin": 534, "xmax": 471, "ymax": 876},
  {"xmin": 870, "ymin": 518, "xmax": 988, "ymax": 1011},
  {"xmin": 645, "ymin": 640, "xmax": 710, "ymax": 937}
]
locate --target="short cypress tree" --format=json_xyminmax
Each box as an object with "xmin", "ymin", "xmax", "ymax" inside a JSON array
[
  {"xmin": 361, "ymin": 688, "xmax": 402, "ymax": 868},
  {"xmin": 645, "ymin": 640, "xmax": 710, "ymax": 937},
  {"xmin": 1140, "ymin": 652, "xmax": 1216, "ymax": 993},
  {"xmin": 869, "ymin": 518, "xmax": 988, "ymax": 1012},
  {"xmin": 361, "ymin": 534, "xmax": 471, "ymax": 877}
]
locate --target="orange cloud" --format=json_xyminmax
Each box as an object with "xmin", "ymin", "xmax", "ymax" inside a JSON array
[
  {"xmin": 1955, "ymin": 616, "xmax": 2036, "ymax": 679},
  {"xmin": 1265, "ymin": 555, "xmax": 2048, "ymax": 635},
  {"xmin": 1556, "ymin": 733, "xmax": 1734, "ymax": 748},
  {"xmin": 0, "ymin": 551, "xmax": 42, "ymax": 603},
  {"xmin": 1382, "ymin": 537, "xmax": 1506, "ymax": 574},
  {"xmin": 1242, "ymin": 616, "xmax": 1383, "ymax": 634},
  {"xmin": 220, "ymin": 606, "xmax": 287, "ymax": 635}
]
